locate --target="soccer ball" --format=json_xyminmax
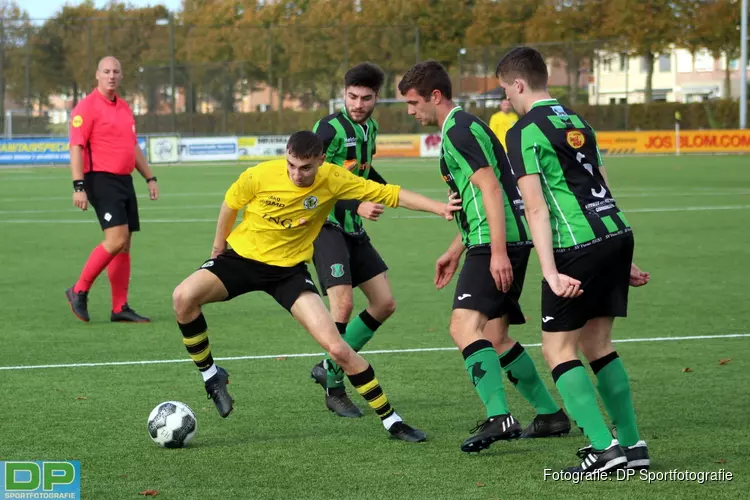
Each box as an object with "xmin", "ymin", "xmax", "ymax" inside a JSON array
[{"xmin": 147, "ymin": 401, "xmax": 198, "ymax": 448}]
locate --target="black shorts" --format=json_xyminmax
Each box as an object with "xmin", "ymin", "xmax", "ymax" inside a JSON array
[
  {"xmin": 542, "ymin": 233, "xmax": 635, "ymax": 332},
  {"xmin": 312, "ymin": 224, "xmax": 388, "ymax": 295},
  {"xmin": 452, "ymin": 245, "xmax": 531, "ymax": 323},
  {"xmin": 199, "ymin": 249, "xmax": 319, "ymax": 312},
  {"xmin": 84, "ymin": 172, "xmax": 140, "ymax": 232}
]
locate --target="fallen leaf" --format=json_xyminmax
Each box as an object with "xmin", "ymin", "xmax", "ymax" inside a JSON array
[
  {"xmin": 524, "ymin": 316, "xmax": 532, "ymax": 322},
  {"xmin": 715, "ymin": 459, "xmax": 728, "ymax": 464},
  {"xmin": 75, "ymin": 396, "xmax": 88, "ymax": 400},
  {"xmin": 427, "ymin": 328, "xmax": 435, "ymax": 333},
  {"xmin": 476, "ymin": 483, "xmax": 486, "ymax": 487},
  {"xmin": 719, "ymin": 358, "xmax": 732, "ymax": 365},
  {"xmin": 681, "ymin": 367, "xmax": 692, "ymax": 373},
  {"xmin": 276, "ymin": 357, "xmax": 286, "ymax": 361},
  {"xmin": 118, "ymin": 474, "xmax": 128, "ymax": 479},
  {"xmin": 138, "ymin": 490, "xmax": 158, "ymax": 496}
]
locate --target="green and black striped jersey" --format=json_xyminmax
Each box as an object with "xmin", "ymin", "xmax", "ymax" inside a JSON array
[
  {"xmin": 440, "ymin": 106, "xmax": 531, "ymax": 249},
  {"xmin": 506, "ymin": 98, "xmax": 631, "ymax": 250},
  {"xmin": 313, "ymin": 109, "xmax": 382, "ymax": 236}
]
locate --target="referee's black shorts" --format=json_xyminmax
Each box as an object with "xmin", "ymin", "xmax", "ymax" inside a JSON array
[
  {"xmin": 199, "ymin": 249, "xmax": 320, "ymax": 312},
  {"xmin": 84, "ymin": 172, "xmax": 140, "ymax": 232},
  {"xmin": 541, "ymin": 232, "xmax": 634, "ymax": 332}
]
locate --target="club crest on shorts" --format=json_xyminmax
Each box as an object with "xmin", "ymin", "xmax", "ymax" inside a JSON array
[
  {"xmin": 201, "ymin": 260, "xmax": 215, "ymax": 269},
  {"xmin": 303, "ymin": 195, "xmax": 318, "ymax": 209},
  {"xmin": 330, "ymin": 263, "xmax": 345, "ymax": 278}
]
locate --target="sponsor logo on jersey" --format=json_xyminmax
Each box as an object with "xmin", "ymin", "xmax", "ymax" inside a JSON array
[
  {"xmin": 345, "ymin": 136, "xmax": 357, "ymax": 148},
  {"xmin": 566, "ymin": 130, "xmax": 586, "ymax": 149},
  {"xmin": 72, "ymin": 115, "xmax": 83, "ymax": 128}
]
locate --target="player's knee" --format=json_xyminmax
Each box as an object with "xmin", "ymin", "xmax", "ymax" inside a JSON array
[
  {"xmin": 172, "ymin": 285, "xmax": 196, "ymax": 318},
  {"xmin": 326, "ymin": 340, "xmax": 353, "ymax": 368},
  {"xmin": 104, "ymin": 233, "xmax": 129, "ymax": 254}
]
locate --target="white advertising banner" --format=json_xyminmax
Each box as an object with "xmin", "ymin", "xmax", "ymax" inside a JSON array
[{"xmin": 178, "ymin": 137, "xmax": 239, "ymax": 162}]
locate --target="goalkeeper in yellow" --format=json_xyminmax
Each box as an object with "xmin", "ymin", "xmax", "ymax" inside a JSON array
[{"xmin": 171, "ymin": 131, "xmax": 460, "ymax": 442}]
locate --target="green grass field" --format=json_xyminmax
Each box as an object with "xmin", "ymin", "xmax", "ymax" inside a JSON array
[{"xmin": 0, "ymin": 156, "xmax": 748, "ymax": 499}]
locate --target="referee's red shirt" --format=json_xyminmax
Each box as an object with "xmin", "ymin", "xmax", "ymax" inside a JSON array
[{"xmin": 69, "ymin": 89, "xmax": 137, "ymax": 175}]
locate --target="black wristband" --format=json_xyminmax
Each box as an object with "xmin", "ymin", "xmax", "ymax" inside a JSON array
[
  {"xmin": 146, "ymin": 176, "xmax": 157, "ymax": 183},
  {"xmin": 73, "ymin": 180, "xmax": 85, "ymax": 192}
]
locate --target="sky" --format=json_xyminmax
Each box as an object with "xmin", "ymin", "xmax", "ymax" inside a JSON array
[{"xmin": 25, "ymin": 0, "xmax": 182, "ymax": 21}]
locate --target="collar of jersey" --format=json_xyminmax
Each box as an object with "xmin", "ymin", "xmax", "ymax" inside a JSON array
[
  {"xmin": 530, "ymin": 98, "xmax": 558, "ymax": 110},
  {"xmin": 93, "ymin": 88, "xmax": 119, "ymax": 105},
  {"xmin": 441, "ymin": 106, "xmax": 462, "ymax": 136}
]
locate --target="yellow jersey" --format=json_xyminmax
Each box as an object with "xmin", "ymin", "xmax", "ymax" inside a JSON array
[
  {"xmin": 224, "ymin": 159, "xmax": 401, "ymax": 267},
  {"xmin": 488, "ymin": 111, "xmax": 519, "ymax": 150}
]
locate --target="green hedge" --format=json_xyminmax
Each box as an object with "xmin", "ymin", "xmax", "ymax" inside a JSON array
[{"xmin": 5, "ymin": 99, "xmax": 749, "ymax": 137}]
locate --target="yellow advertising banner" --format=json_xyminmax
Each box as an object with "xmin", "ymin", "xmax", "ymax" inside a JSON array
[
  {"xmin": 596, "ymin": 129, "xmax": 750, "ymax": 155},
  {"xmin": 375, "ymin": 134, "xmax": 422, "ymax": 157}
]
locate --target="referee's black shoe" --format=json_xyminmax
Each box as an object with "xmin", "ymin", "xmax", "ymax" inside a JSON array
[
  {"xmin": 460, "ymin": 413, "xmax": 522, "ymax": 452},
  {"xmin": 205, "ymin": 366, "xmax": 233, "ymax": 418},
  {"xmin": 111, "ymin": 304, "xmax": 151, "ymax": 323},
  {"xmin": 520, "ymin": 409, "xmax": 571, "ymax": 438},
  {"xmin": 65, "ymin": 287, "xmax": 90, "ymax": 323}
]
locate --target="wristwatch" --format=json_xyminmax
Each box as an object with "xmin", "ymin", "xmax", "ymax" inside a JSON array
[{"xmin": 146, "ymin": 176, "xmax": 158, "ymax": 183}]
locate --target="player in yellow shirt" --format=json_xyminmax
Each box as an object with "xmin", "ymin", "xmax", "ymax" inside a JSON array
[
  {"xmin": 488, "ymin": 98, "xmax": 518, "ymax": 150},
  {"xmin": 172, "ymin": 131, "xmax": 460, "ymax": 442}
]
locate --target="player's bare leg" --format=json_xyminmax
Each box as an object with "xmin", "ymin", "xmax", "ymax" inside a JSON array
[
  {"xmin": 293, "ymin": 292, "xmax": 425, "ymax": 442},
  {"xmin": 542, "ymin": 327, "xmax": 626, "ymax": 472},
  {"xmin": 484, "ymin": 317, "xmax": 569, "ymax": 438},
  {"xmin": 173, "ymin": 270, "xmax": 233, "ymax": 417},
  {"xmin": 578, "ymin": 317, "xmax": 648, "ymax": 469},
  {"xmin": 66, "ymin": 224, "xmax": 129, "ymax": 323},
  {"xmin": 450, "ymin": 309, "xmax": 521, "ymax": 452}
]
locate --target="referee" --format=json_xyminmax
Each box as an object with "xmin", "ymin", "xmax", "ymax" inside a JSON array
[{"xmin": 65, "ymin": 56, "xmax": 157, "ymax": 323}]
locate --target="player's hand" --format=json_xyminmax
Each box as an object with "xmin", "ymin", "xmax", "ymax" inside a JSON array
[
  {"xmin": 210, "ymin": 242, "xmax": 226, "ymax": 259},
  {"xmin": 73, "ymin": 191, "xmax": 88, "ymax": 211},
  {"xmin": 442, "ymin": 192, "xmax": 462, "ymax": 220},
  {"xmin": 629, "ymin": 263, "xmax": 651, "ymax": 287},
  {"xmin": 357, "ymin": 202, "xmax": 385, "ymax": 221},
  {"xmin": 545, "ymin": 273, "xmax": 583, "ymax": 298},
  {"xmin": 148, "ymin": 180, "xmax": 159, "ymax": 201},
  {"xmin": 435, "ymin": 251, "xmax": 461, "ymax": 289},
  {"xmin": 490, "ymin": 251, "xmax": 513, "ymax": 293}
]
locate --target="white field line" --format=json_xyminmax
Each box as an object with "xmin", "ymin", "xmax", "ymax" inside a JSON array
[
  {"xmin": 2, "ymin": 204, "xmax": 750, "ymax": 224},
  {"xmin": 0, "ymin": 333, "xmax": 747, "ymax": 372}
]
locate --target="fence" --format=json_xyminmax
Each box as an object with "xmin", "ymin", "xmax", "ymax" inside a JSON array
[{"xmin": 2, "ymin": 17, "xmax": 748, "ymax": 137}]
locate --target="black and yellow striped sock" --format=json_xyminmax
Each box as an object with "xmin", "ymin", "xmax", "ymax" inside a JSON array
[
  {"xmin": 347, "ymin": 364, "xmax": 394, "ymax": 421},
  {"xmin": 178, "ymin": 313, "xmax": 214, "ymax": 372}
]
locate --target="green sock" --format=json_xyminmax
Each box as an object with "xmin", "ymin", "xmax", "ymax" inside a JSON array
[
  {"xmin": 463, "ymin": 340, "xmax": 510, "ymax": 418},
  {"xmin": 499, "ymin": 343, "xmax": 560, "ymax": 415},
  {"xmin": 553, "ymin": 361, "xmax": 613, "ymax": 450},
  {"xmin": 591, "ymin": 352, "xmax": 640, "ymax": 447},
  {"xmin": 326, "ymin": 312, "xmax": 382, "ymax": 390}
]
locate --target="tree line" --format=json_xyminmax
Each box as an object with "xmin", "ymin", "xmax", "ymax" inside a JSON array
[{"xmin": 0, "ymin": 0, "xmax": 744, "ymax": 117}]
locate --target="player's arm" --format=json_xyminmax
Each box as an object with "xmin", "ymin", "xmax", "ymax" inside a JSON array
[
  {"xmin": 212, "ymin": 168, "xmax": 256, "ymax": 257},
  {"xmin": 445, "ymin": 126, "xmax": 512, "ymax": 292},
  {"xmin": 508, "ymin": 125, "xmax": 582, "ymax": 299},
  {"xmin": 435, "ymin": 232, "xmax": 465, "ymax": 289},
  {"xmin": 69, "ymin": 104, "xmax": 93, "ymax": 210},
  {"xmin": 331, "ymin": 167, "xmax": 460, "ymax": 219}
]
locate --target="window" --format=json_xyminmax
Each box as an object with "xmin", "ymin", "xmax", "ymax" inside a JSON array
[
  {"xmin": 640, "ymin": 56, "xmax": 649, "ymax": 73},
  {"xmin": 609, "ymin": 97, "xmax": 617, "ymax": 105},
  {"xmin": 601, "ymin": 57, "xmax": 612, "ymax": 73},
  {"xmin": 677, "ymin": 50, "xmax": 693, "ymax": 73},
  {"xmin": 619, "ymin": 54, "xmax": 628, "ymax": 72},
  {"xmin": 619, "ymin": 98, "xmax": 628, "ymax": 104},
  {"xmin": 659, "ymin": 53, "xmax": 671, "ymax": 72},
  {"xmin": 694, "ymin": 49, "xmax": 714, "ymax": 72}
]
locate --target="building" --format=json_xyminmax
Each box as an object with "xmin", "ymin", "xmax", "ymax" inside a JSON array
[{"xmin": 589, "ymin": 47, "xmax": 750, "ymax": 104}]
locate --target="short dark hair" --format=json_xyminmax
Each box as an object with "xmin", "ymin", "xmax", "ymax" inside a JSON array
[
  {"xmin": 286, "ymin": 131, "xmax": 324, "ymax": 159},
  {"xmin": 495, "ymin": 47, "xmax": 548, "ymax": 91},
  {"xmin": 345, "ymin": 63, "xmax": 385, "ymax": 93},
  {"xmin": 397, "ymin": 60, "xmax": 452, "ymax": 100}
]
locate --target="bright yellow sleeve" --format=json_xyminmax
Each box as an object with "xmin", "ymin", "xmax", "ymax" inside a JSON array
[
  {"xmin": 329, "ymin": 166, "xmax": 401, "ymax": 208},
  {"xmin": 224, "ymin": 167, "xmax": 257, "ymax": 209},
  {"xmin": 489, "ymin": 113, "xmax": 501, "ymax": 139}
]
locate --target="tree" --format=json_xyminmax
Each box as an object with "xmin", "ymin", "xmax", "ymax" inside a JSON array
[
  {"xmin": 524, "ymin": 0, "xmax": 606, "ymax": 105},
  {"xmin": 694, "ymin": 0, "xmax": 742, "ymax": 98},
  {"xmin": 0, "ymin": 1, "xmax": 32, "ymax": 118}
]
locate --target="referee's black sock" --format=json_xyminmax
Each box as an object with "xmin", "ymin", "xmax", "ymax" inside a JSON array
[{"xmin": 178, "ymin": 313, "xmax": 215, "ymax": 381}]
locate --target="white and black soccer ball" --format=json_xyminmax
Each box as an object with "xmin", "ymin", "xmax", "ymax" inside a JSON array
[{"xmin": 147, "ymin": 401, "xmax": 198, "ymax": 448}]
